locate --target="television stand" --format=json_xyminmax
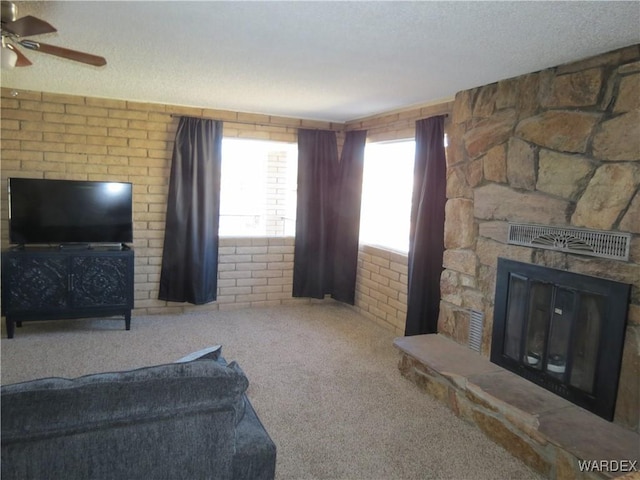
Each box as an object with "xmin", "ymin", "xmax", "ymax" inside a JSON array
[{"xmin": 1, "ymin": 247, "xmax": 134, "ymax": 338}]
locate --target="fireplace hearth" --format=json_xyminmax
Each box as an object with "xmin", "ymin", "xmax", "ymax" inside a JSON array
[{"xmin": 491, "ymin": 258, "xmax": 631, "ymax": 421}]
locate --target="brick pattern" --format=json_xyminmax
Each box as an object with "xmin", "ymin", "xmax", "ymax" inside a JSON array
[
  {"xmin": 217, "ymin": 237, "xmax": 300, "ymax": 309},
  {"xmin": 0, "ymin": 87, "xmax": 451, "ymax": 328},
  {"xmin": 265, "ymin": 151, "xmax": 293, "ymax": 236},
  {"xmin": 346, "ymin": 101, "xmax": 453, "ymax": 142},
  {"xmin": 0, "ymin": 88, "xmax": 338, "ymax": 315},
  {"xmin": 354, "ymin": 245, "xmax": 408, "ymax": 335}
]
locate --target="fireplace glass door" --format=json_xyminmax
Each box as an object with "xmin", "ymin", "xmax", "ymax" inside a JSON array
[
  {"xmin": 544, "ymin": 287, "xmax": 574, "ymax": 381},
  {"xmin": 514, "ymin": 283, "xmax": 600, "ymax": 391},
  {"xmin": 523, "ymin": 282, "xmax": 552, "ymax": 371},
  {"xmin": 491, "ymin": 258, "xmax": 630, "ymax": 421},
  {"xmin": 570, "ymin": 294, "xmax": 603, "ymax": 393}
]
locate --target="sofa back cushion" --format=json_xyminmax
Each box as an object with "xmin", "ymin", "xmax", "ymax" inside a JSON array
[{"xmin": 1, "ymin": 360, "xmax": 248, "ymax": 480}]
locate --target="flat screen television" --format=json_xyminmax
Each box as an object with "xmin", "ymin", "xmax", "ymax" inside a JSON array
[{"xmin": 8, "ymin": 178, "xmax": 133, "ymax": 246}]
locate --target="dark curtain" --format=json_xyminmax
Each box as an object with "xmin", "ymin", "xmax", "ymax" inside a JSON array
[
  {"xmin": 293, "ymin": 129, "xmax": 339, "ymax": 299},
  {"xmin": 331, "ymin": 130, "xmax": 367, "ymax": 304},
  {"xmin": 158, "ymin": 117, "xmax": 223, "ymax": 304},
  {"xmin": 405, "ymin": 115, "xmax": 447, "ymax": 335}
]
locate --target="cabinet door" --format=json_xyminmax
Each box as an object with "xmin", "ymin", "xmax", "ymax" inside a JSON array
[
  {"xmin": 70, "ymin": 255, "xmax": 130, "ymax": 307},
  {"xmin": 2, "ymin": 255, "xmax": 69, "ymax": 311}
]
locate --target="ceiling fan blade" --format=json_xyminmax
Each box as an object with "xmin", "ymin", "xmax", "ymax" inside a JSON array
[
  {"xmin": 2, "ymin": 15, "xmax": 56, "ymax": 37},
  {"xmin": 20, "ymin": 40, "xmax": 106, "ymax": 67},
  {"xmin": 6, "ymin": 43, "xmax": 32, "ymax": 66}
]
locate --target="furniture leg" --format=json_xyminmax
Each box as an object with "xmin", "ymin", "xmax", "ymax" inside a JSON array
[{"xmin": 6, "ymin": 317, "xmax": 15, "ymax": 339}]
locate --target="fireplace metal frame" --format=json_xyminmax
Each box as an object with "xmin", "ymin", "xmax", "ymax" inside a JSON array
[{"xmin": 491, "ymin": 257, "xmax": 631, "ymax": 421}]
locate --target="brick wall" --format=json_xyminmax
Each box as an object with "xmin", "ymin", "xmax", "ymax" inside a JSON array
[
  {"xmin": 336, "ymin": 102, "xmax": 455, "ymax": 335},
  {"xmin": 217, "ymin": 237, "xmax": 298, "ymax": 309},
  {"xmin": 345, "ymin": 100, "xmax": 452, "ymax": 141},
  {"xmin": 0, "ymin": 86, "xmax": 453, "ymax": 328},
  {"xmin": 0, "ymin": 88, "xmax": 340, "ymax": 315},
  {"xmin": 354, "ymin": 245, "xmax": 409, "ymax": 335},
  {"xmin": 265, "ymin": 151, "xmax": 292, "ymax": 236},
  {"xmin": 346, "ymin": 101, "xmax": 453, "ymax": 335}
]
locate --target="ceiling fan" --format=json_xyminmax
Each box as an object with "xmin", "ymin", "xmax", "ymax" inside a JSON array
[{"xmin": 1, "ymin": 0, "xmax": 106, "ymax": 68}]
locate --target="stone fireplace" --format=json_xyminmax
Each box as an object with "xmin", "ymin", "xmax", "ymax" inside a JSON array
[
  {"xmin": 490, "ymin": 257, "xmax": 631, "ymax": 421},
  {"xmin": 439, "ymin": 44, "xmax": 639, "ymax": 432}
]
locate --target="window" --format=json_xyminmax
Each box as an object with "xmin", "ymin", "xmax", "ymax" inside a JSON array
[
  {"xmin": 359, "ymin": 140, "xmax": 415, "ymax": 253},
  {"xmin": 219, "ymin": 138, "xmax": 297, "ymax": 236}
]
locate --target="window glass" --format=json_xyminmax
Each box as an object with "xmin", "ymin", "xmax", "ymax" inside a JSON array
[
  {"xmin": 359, "ymin": 140, "xmax": 415, "ymax": 252},
  {"xmin": 220, "ymin": 138, "xmax": 297, "ymax": 236}
]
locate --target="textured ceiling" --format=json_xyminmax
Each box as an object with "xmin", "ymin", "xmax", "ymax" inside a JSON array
[{"xmin": 1, "ymin": 1, "xmax": 639, "ymax": 122}]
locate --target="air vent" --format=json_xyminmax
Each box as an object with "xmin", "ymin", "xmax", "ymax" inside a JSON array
[
  {"xmin": 508, "ymin": 223, "xmax": 630, "ymax": 261},
  {"xmin": 468, "ymin": 309, "xmax": 484, "ymax": 353}
]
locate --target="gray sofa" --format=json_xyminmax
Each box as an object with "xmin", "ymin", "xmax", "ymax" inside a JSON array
[{"xmin": 1, "ymin": 348, "xmax": 276, "ymax": 480}]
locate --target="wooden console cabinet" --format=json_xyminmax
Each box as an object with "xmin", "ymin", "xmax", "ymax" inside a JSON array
[{"xmin": 1, "ymin": 247, "xmax": 134, "ymax": 338}]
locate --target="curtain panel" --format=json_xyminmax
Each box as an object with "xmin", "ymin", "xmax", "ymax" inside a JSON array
[
  {"xmin": 293, "ymin": 129, "xmax": 339, "ymax": 299},
  {"xmin": 405, "ymin": 115, "xmax": 447, "ymax": 335},
  {"xmin": 293, "ymin": 129, "xmax": 367, "ymax": 303},
  {"xmin": 158, "ymin": 117, "xmax": 223, "ymax": 305},
  {"xmin": 331, "ymin": 130, "xmax": 367, "ymax": 304}
]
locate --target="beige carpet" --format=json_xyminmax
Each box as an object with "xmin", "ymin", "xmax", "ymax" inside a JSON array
[{"xmin": 1, "ymin": 301, "xmax": 543, "ymax": 480}]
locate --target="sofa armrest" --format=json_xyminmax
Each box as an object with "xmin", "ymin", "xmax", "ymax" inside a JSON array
[{"xmin": 233, "ymin": 396, "xmax": 277, "ymax": 480}]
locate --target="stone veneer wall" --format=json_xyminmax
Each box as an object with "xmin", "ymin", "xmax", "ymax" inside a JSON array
[{"xmin": 440, "ymin": 45, "xmax": 639, "ymax": 431}]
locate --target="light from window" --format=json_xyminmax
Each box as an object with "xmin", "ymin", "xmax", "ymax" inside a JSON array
[
  {"xmin": 219, "ymin": 138, "xmax": 297, "ymax": 237},
  {"xmin": 359, "ymin": 140, "xmax": 415, "ymax": 253}
]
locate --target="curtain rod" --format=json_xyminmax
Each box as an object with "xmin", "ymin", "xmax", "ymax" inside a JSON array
[
  {"xmin": 169, "ymin": 112, "xmax": 448, "ymax": 130},
  {"xmin": 169, "ymin": 114, "xmax": 340, "ymax": 130}
]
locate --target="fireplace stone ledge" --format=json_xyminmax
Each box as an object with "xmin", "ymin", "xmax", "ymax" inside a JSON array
[{"xmin": 394, "ymin": 334, "xmax": 640, "ymax": 479}]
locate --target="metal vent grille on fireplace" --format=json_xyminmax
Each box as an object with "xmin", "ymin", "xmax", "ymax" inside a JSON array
[
  {"xmin": 468, "ymin": 309, "xmax": 484, "ymax": 353},
  {"xmin": 508, "ymin": 223, "xmax": 630, "ymax": 261}
]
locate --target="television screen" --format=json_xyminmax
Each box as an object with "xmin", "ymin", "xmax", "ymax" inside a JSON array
[{"xmin": 8, "ymin": 178, "xmax": 133, "ymax": 245}]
